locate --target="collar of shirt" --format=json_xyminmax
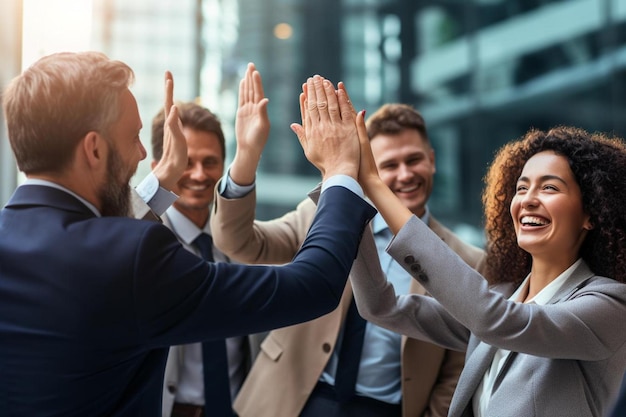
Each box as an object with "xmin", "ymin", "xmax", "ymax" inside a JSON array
[
  {"xmin": 509, "ymin": 258, "xmax": 583, "ymax": 305},
  {"xmin": 474, "ymin": 257, "xmax": 584, "ymax": 417},
  {"xmin": 165, "ymin": 206, "xmax": 209, "ymax": 245},
  {"xmin": 22, "ymin": 178, "xmax": 101, "ymax": 217}
]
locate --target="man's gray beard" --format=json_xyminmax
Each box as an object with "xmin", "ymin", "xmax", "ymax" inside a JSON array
[{"xmin": 99, "ymin": 146, "xmax": 132, "ymax": 217}]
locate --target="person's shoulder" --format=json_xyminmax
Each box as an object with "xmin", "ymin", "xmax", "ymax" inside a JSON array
[
  {"xmin": 296, "ymin": 196, "xmax": 317, "ymax": 217},
  {"xmin": 86, "ymin": 216, "xmax": 173, "ymax": 242},
  {"xmin": 581, "ymin": 274, "xmax": 626, "ymax": 293},
  {"xmin": 428, "ymin": 216, "xmax": 485, "ymax": 265}
]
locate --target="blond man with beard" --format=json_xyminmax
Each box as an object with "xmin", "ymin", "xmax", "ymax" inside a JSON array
[{"xmin": 0, "ymin": 52, "xmax": 376, "ymax": 416}]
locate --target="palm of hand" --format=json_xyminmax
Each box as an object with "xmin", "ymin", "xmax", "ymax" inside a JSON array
[{"xmin": 236, "ymin": 101, "xmax": 270, "ymax": 153}]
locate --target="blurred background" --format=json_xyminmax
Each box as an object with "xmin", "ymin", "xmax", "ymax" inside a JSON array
[{"xmin": 2, "ymin": 0, "xmax": 626, "ymax": 248}]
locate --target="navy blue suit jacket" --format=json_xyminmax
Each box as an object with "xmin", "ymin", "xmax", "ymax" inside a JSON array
[{"xmin": 0, "ymin": 184, "xmax": 375, "ymax": 416}]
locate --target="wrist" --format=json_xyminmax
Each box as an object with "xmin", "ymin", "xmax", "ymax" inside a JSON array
[
  {"xmin": 322, "ymin": 162, "xmax": 359, "ymax": 182},
  {"xmin": 152, "ymin": 164, "xmax": 178, "ymax": 192},
  {"xmin": 362, "ymin": 175, "xmax": 385, "ymax": 198},
  {"xmin": 230, "ymin": 150, "xmax": 261, "ymax": 186}
]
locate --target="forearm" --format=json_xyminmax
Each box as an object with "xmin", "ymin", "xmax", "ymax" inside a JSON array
[
  {"xmin": 388, "ymin": 216, "xmax": 626, "ymax": 358},
  {"xmin": 362, "ymin": 176, "xmax": 412, "ymax": 235},
  {"xmin": 210, "ymin": 179, "xmax": 313, "ymax": 264},
  {"xmin": 229, "ymin": 148, "xmax": 261, "ymax": 186},
  {"xmin": 350, "ymin": 227, "xmax": 469, "ymax": 351}
]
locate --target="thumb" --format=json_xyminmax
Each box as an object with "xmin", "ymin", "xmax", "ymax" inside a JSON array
[
  {"xmin": 356, "ymin": 110, "xmax": 368, "ymax": 145},
  {"xmin": 290, "ymin": 123, "xmax": 306, "ymax": 145}
]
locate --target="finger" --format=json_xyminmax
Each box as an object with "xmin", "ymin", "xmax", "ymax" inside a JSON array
[
  {"xmin": 166, "ymin": 105, "xmax": 180, "ymax": 135},
  {"xmin": 252, "ymin": 68, "xmax": 265, "ymax": 103},
  {"xmin": 323, "ymin": 78, "xmax": 341, "ymax": 123},
  {"xmin": 164, "ymin": 71, "xmax": 174, "ymax": 117},
  {"xmin": 246, "ymin": 63, "xmax": 256, "ymax": 103},
  {"xmin": 238, "ymin": 77, "xmax": 246, "ymax": 107},
  {"xmin": 312, "ymin": 75, "xmax": 329, "ymax": 120},
  {"xmin": 167, "ymin": 104, "xmax": 185, "ymax": 139},
  {"xmin": 356, "ymin": 110, "xmax": 368, "ymax": 146},
  {"xmin": 240, "ymin": 64, "xmax": 251, "ymax": 104},
  {"xmin": 306, "ymin": 77, "xmax": 320, "ymax": 121},
  {"xmin": 356, "ymin": 109, "xmax": 376, "ymax": 183},
  {"xmin": 338, "ymin": 82, "xmax": 357, "ymax": 118},
  {"xmin": 298, "ymin": 92, "xmax": 307, "ymax": 134},
  {"xmin": 290, "ymin": 122, "xmax": 305, "ymax": 146}
]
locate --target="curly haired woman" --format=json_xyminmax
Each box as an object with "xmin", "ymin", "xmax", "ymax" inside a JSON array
[{"xmin": 349, "ymin": 122, "xmax": 626, "ymax": 417}]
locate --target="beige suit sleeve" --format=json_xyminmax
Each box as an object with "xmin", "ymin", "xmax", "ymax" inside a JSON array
[
  {"xmin": 210, "ymin": 179, "xmax": 316, "ymax": 264},
  {"xmin": 422, "ymin": 349, "xmax": 464, "ymax": 417}
]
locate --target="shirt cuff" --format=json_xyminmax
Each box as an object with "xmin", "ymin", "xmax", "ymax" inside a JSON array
[
  {"xmin": 322, "ymin": 175, "xmax": 364, "ymax": 199},
  {"xmin": 135, "ymin": 172, "xmax": 179, "ymax": 217},
  {"xmin": 220, "ymin": 166, "xmax": 255, "ymax": 199}
]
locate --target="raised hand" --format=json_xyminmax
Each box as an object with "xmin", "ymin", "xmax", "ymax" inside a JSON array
[
  {"xmin": 230, "ymin": 63, "xmax": 270, "ymax": 186},
  {"xmin": 355, "ymin": 108, "xmax": 412, "ymax": 234},
  {"xmin": 291, "ymin": 75, "xmax": 359, "ymax": 181},
  {"xmin": 355, "ymin": 110, "xmax": 378, "ymax": 187},
  {"xmin": 151, "ymin": 71, "xmax": 187, "ymax": 191}
]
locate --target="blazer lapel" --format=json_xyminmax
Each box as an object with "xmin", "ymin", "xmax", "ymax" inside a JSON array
[
  {"xmin": 546, "ymin": 261, "xmax": 595, "ymax": 305},
  {"xmin": 466, "ymin": 262, "xmax": 594, "ymax": 415},
  {"xmin": 449, "ymin": 341, "xmax": 498, "ymax": 417}
]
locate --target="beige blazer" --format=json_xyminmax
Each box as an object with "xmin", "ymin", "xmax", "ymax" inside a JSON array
[{"xmin": 210, "ymin": 181, "xmax": 485, "ymax": 417}]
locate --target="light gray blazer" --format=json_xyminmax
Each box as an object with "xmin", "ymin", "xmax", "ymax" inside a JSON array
[{"xmin": 350, "ymin": 216, "xmax": 626, "ymax": 417}]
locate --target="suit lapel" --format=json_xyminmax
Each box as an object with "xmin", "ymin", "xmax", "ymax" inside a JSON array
[
  {"xmin": 457, "ymin": 261, "xmax": 595, "ymax": 416},
  {"xmin": 449, "ymin": 341, "xmax": 498, "ymax": 416},
  {"xmin": 546, "ymin": 261, "xmax": 594, "ymax": 304},
  {"xmin": 490, "ymin": 350, "xmax": 517, "ymax": 398}
]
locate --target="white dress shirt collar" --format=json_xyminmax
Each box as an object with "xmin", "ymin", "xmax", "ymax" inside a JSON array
[
  {"xmin": 22, "ymin": 178, "xmax": 101, "ymax": 217},
  {"xmin": 474, "ymin": 257, "xmax": 583, "ymax": 417},
  {"xmin": 164, "ymin": 206, "xmax": 209, "ymax": 245}
]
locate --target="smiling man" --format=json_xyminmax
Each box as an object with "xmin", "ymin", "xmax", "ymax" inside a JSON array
[{"xmin": 150, "ymin": 102, "xmax": 261, "ymax": 417}]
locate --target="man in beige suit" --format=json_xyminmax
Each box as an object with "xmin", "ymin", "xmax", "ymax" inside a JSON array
[{"xmin": 211, "ymin": 69, "xmax": 485, "ymax": 417}]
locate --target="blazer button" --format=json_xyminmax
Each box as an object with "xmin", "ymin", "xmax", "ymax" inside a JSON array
[
  {"xmin": 167, "ymin": 384, "xmax": 177, "ymax": 394},
  {"xmin": 322, "ymin": 343, "xmax": 332, "ymax": 353},
  {"xmin": 410, "ymin": 263, "xmax": 422, "ymax": 273},
  {"xmin": 404, "ymin": 255, "xmax": 415, "ymax": 264},
  {"xmin": 418, "ymin": 271, "xmax": 428, "ymax": 283}
]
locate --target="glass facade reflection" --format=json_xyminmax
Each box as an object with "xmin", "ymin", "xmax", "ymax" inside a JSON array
[
  {"xmin": 3, "ymin": 0, "xmax": 625, "ymax": 247},
  {"xmin": 217, "ymin": 0, "xmax": 626, "ymax": 247}
]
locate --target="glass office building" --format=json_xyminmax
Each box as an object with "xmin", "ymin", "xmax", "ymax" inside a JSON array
[
  {"xmin": 3, "ymin": 0, "xmax": 625, "ymax": 247},
  {"xmin": 220, "ymin": 0, "xmax": 626, "ymax": 246}
]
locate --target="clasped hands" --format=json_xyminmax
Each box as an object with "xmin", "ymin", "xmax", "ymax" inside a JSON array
[{"xmin": 290, "ymin": 75, "xmax": 378, "ymax": 189}]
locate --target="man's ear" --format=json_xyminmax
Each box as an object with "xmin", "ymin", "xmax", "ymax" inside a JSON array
[
  {"xmin": 429, "ymin": 148, "xmax": 436, "ymax": 174},
  {"xmin": 81, "ymin": 132, "xmax": 105, "ymax": 169}
]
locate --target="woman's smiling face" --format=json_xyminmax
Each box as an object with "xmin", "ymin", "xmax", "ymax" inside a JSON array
[{"xmin": 510, "ymin": 150, "xmax": 592, "ymax": 261}]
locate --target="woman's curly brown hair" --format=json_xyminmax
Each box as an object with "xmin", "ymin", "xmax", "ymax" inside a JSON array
[{"xmin": 482, "ymin": 126, "xmax": 626, "ymax": 285}]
